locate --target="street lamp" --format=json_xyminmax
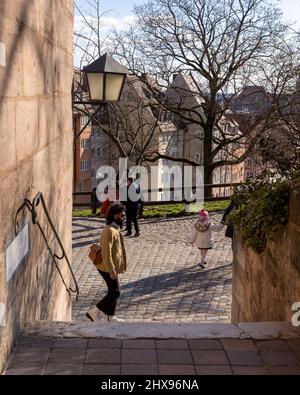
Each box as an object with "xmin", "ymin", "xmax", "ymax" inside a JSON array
[
  {"xmin": 82, "ymin": 53, "xmax": 129, "ymax": 103},
  {"xmin": 73, "ymin": 53, "xmax": 129, "ymax": 140},
  {"xmin": 73, "ymin": 54, "xmax": 129, "ymax": 207}
]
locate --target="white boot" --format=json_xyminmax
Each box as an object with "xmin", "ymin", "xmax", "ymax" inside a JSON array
[
  {"xmin": 107, "ymin": 315, "xmax": 125, "ymax": 323},
  {"xmin": 86, "ymin": 306, "xmax": 102, "ymax": 322}
]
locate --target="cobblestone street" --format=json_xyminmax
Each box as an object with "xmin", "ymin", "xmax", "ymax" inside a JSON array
[{"xmin": 72, "ymin": 215, "xmax": 233, "ymax": 323}]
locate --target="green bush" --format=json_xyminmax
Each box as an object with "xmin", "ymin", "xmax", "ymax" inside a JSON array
[{"xmin": 230, "ymin": 177, "xmax": 291, "ymax": 253}]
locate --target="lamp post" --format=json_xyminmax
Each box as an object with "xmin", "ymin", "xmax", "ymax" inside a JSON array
[
  {"xmin": 72, "ymin": 54, "xmax": 129, "ymax": 208},
  {"xmin": 75, "ymin": 53, "xmax": 129, "ymax": 105},
  {"xmin": 73, "ymin": 53, "xmax": 129, "ymax": 140}
]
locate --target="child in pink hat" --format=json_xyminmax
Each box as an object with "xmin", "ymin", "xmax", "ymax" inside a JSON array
[{"xmin": 191, "ymin": 209, "xmax": 224, "ymax": 268}]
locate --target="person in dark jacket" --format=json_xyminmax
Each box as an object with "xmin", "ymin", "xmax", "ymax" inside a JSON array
[
  {"xmin": 124, "ymin": 177, "xmax": 141, "ymax": 237},
  {"xmin": 221, "ymin": 201, "xmax": 236, "ymax": 241},
  {"xmin": 222, "ymin": 185, "xmax": 247, "ymax": 244}
]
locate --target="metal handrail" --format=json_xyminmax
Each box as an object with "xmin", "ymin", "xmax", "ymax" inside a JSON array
[{"xmin": 15, "ymin": 192, "xmax": 80, "ymax": 301}]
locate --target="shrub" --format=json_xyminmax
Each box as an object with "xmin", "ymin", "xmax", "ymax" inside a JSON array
[{"xmin": 230, "ymin": 175, "xmax": 291, "ymax": 253}]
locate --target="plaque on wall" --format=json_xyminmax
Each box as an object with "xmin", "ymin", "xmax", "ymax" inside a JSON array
[{"xmin": 6, "ymin": 221, "xmax": 30, "ymax": 282}]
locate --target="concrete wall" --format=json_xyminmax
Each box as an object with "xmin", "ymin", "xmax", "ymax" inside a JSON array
[
  {"xmin": 232, "ymin": 180, "xmax": 300, "ymax": 323},
  {"xmin": 0, "ymin": 0, "xmax": 74, "ymax": 372}
]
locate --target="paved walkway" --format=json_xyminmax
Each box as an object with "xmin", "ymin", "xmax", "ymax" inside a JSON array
[
  {"xmin": 72, "ymin": 215, "xmax": 232, "ymax": 323},
  {"xmin": 3, "ymin": 321, "xmax": 300, "ymax": 375}
]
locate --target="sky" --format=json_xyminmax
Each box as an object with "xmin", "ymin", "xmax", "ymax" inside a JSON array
[
  {"xmin": 279, "ymin": 0, "xmax": 300, "ymax": 26},
  {"xmin": 75, "ymin": 0, "xmax": 300, "ymax": 27},
  {"xmin": 74, "ymin": 0, "xmax": 300, "ymax": 65}
]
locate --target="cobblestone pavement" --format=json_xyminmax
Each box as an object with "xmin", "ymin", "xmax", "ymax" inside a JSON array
[
  {"xmin": 72, "ymin": 215, "xmax": 232, "ymax": 323},
  {"xmin": 4, "ymin": 336, "xmax": 300, "ymax": 375}
]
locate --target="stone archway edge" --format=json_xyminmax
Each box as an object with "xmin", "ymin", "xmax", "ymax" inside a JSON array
[{"xmin": 22, "ymin": 321, "xmax": 300, "ymax": 340}]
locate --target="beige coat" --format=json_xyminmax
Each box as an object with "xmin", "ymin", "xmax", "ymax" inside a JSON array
[
  {"xmin": 95, "ymin": 224, "xmax": 127, "ymax": 274},
  {"xmin": 192, "ymin": 220, "xmax": 224, "ymax": 249}
]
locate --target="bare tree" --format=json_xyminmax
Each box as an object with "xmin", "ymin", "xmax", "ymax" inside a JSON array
[
  {"xmin": 74, "ymin": 0, "xmax": 168, "ymax": 173},
  {"xmin": 112, "ymin": 0, "xmax": 300, "ymax": 193}
]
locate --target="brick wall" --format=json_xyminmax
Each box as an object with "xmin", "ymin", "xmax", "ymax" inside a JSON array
[
  {"xmin": 231, "ymin": 180, "xmax": 300, "ymax": 323},
  {"xmin": 0, "ymin": 0, "xmax": 74, "ymax": 372}
]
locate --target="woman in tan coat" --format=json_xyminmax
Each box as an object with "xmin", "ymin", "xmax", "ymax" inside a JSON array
[{"xmin": 87, "ymin": 203, "xmax": 126, "ymax": 323}]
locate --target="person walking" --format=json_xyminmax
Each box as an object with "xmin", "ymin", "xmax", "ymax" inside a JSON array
[
  {"xmin": 100, "ymin": 184, "xmax": 120, "ymax": 218},
  {"xmin": 191, "ymin": 209, "xmax": 224, "ymax": 268},
  {"xmin": 221, "ymin": 200, "xmax": 236, "ymax": 246},
  {"xmin": 124, "ymin": 176, "xmax": 141, "ymax": 237},
  {"xmin": 221, "ymin": 185, "xmax": 246, "ymax": 248},
  {"xmin": 86, "ymin": 203, "xmax": 126, "ymax": 323}
]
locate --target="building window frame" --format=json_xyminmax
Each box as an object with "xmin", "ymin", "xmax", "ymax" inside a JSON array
[
  {"xmin": 81, "ymin": 160, "xmax": 90, "ymax": 172},
  {"xmin": 80, "ymin": 138, "xmax": 90, "ymax": 150}
]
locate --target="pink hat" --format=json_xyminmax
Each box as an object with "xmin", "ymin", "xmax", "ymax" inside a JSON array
[{"xmin": 198, "ymin": 209, "xmax": 209, "ymax": 220}]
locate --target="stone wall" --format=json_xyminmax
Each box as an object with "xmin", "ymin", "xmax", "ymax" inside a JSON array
[
  {"xmin": 0, "ymin": 0, "xmax": 74, "ymax": 372},
  {"xmin": 232, "ymin": 180, "xmax": 300, "ymax": 323}
]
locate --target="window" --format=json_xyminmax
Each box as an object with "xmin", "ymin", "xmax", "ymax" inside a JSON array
[
  {"xmin": 81, "ymin": 160, "xmax": 90, "ymax": 172},
  {"xmin": 194, "ymin": 152, "xmax": 203, "ymax": 164},
  {"xmin": 232, "ymin": 173, "xmax": 238, "ymax": 182},
  {"xmin": 170, "ymin": 113, "xmax": 178, "ymax": 123},
  {"xmin": 223, "ymin": 123, "xmax": 229, "ymax": 133},
  {"xmin": 81, "ymin": 115, "xmax": 90, "ymax": 127},
  {"xmin": 91, "ymin": 148, "xmax": 95, "ymax": 158},
  {"xmin": 170, "ymin": 148, "xmax": 180, "ymax": 157},
  {"xmin": 75, "ymin": 91, "xmax": 82, "ymax": 101},
  {"xmin": 165, "ymin": 135, "xmax": 172, "ymax": 144},
  {"xmin": 160, "ymin": 112, "xmax": 171, "ymax": 123},
  {"xmin": 80, "ymin": 139, "xmax": 90, "ymax": 150},
  {"xmin": 170, "ymin": 135, "xmax": 180, "ymax": 145},
  {"xmin": 92, "ymin": 168, "xmax": 96, "ymax": 177},
  {"xmin": 92, "ymin": 126, "xmax": 100, "ymax": 135},
  {"xmin": 97, "ymin": 147, "xmax": 101, "ymax": 158}
]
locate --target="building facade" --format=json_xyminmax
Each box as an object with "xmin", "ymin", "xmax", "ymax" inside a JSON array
[{"xmin": 73, "ymin": 71, "xmax": 288, "ymax": 204}]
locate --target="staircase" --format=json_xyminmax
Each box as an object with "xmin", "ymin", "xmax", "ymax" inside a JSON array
[{"xmin": 2, "ymin": 321, "xmax": 300, "ymax": 375}]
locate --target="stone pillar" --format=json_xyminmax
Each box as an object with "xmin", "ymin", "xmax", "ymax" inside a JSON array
[
  {"xmin": 0, "ymin": 0, "xmax": 74, "ymax": 372},
  {"xmin": 231, "ymin": 180, "xmax": 300, "ymax": 323}
]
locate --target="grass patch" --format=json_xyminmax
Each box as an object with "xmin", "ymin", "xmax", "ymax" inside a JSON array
[
  {"xmin": 203, "ymin": 200, "xmax": 231, "ymax": 212},
  {"xmin": 142, "ymin": 200, "xmax": 230, "ymax": 219},
  {"xmin": 142, "ymin": 204, "xmax": 188, "ymax": 219},
  {"xmin": 73, "ymin": 200, "xmax": 231, "ymax": 219},
  {"xmin": 72, "ymin": 209, "xmax": 100, "ymax": 217}
]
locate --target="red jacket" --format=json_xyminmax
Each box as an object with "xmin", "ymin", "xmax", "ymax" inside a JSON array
[{"xmin": 100, "ymin": 191, "xmax": 120, "ymax": 216}]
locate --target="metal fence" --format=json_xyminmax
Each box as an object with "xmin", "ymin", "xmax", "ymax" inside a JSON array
[{"xmin": 73, "ymin": 183, "xmax": 242, "ymax": 214}]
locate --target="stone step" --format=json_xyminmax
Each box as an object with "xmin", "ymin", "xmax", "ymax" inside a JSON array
[{"xmin": 22, "ymin": 320, "xmax": 300, "ymax": 340}]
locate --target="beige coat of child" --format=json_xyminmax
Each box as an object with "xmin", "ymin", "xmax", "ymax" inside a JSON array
[{"xmin": 191, "ymin": 219, "xmax": 224, "ymax": 249}]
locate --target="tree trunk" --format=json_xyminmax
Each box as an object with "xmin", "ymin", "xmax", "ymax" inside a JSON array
[
  {"xmin": 204, "ymin": 166, "xmax": 213, "ymax": 200},
  {"xmin": 203, "ymin": 119, "xmax": 214, "ymax": 199}
]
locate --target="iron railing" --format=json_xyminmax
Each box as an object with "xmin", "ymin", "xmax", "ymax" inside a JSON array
[
  {"xmin": 73, "ymin": 183, "xmax": 242, "ymax": 214},
  {"xmin": 16, "ymin": 192, "xmax": 80, "ymax": 300}
]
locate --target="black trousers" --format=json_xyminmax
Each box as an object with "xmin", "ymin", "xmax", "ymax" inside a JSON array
[
  {"xmin": 126, "ymin": 206, "xmax": 140, "ymax": 234},
  {"xmin": 97, "ymin": 270, "xmax": 120, "ymax": 316}
]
